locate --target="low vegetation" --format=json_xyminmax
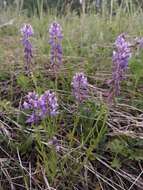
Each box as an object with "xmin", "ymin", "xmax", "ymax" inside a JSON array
[{"xmin": 0, "ymin": 2, "xmax": 143, "ymax": 190}]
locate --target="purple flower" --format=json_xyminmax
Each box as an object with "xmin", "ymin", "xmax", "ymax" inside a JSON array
[
  {"xmin": 21, "ymin": 24, "xmax": 34, "ymax": 72},
  {"xmin": 40, "ymin": 90, "xmax": 58, "ymax": 117},
  {"xmin": 26, "ymin": 113, "xmax": 40, "ymax": 124},
  {"xmin": 21, "ymin": 24, "xmax": 34, "ymax": 37},
  {"xmin": 49, "ymin": 22, "xmax": 63, "ymax": 68},
  {"xmin": 48, "ymin": 136, "xmax": 61, "ymax": 152},
  {"xmin": 71, "ymin": 72, "xmax": 88, "ymax": 102},
  {"xmin": 23, "ymin": 92, "xmax": 40, "ymax": 124},
  {"xmin": 23, "ymin": 92, "xmax": 39, "ymax": 110},
  {"xmin": 111, "ymin": 34, "xmax": 131, "ymax": 96},
  {"xmin": 113, "ymin": 34, "xmax": 131, "ymax": 69},
  {"xmin": 23, "ymin": 91, "xmax": 58, "ymax": 124}
]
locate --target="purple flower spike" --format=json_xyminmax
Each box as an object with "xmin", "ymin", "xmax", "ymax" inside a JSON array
[
  {"xmin": 26, "ymin": 113, "xmax": 40, "ymax": 124},
  {"xmin": 21, "ymin": 24, "xmax": 34, "ymax": 72},
  {"xmin": 23, "ymin": 92, "xmax": 40, "ymax": 124},
  {"xmin": 113, "ymin": 34, "xmax": 131, "ymax": 70},
  {"xmin": 110, "ymin": 34, "xmax": 131, "ymax": 97},
  {"xmin": 71, "ymin": 72, "xmax": 88, "ymax": 102},
  {"xmin": 21, "ymin": 24, "xmax": 34, "ymax": 37},
  {"xmin": 23, "ymin": 92, "xmax": 39, "ymax": 110},
  {"xmin": 23, "ymin": 91, "xmax": 58, "ymax": 124},
  {"xmin": 40, "ymin": 90, "xmax": 58, "ymax": 117},
  {"xmin": 49, "ymin": 22, "xmax": 63, "ymax": 68}
]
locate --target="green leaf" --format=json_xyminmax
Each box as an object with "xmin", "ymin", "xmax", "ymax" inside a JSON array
[
  {"xmin": 130, "ymin": 57, "xmax": 143, "ymax": 81},
  {"xmin": 18, "ymin": 135, "xmax": 34, "ymax": 155},
  {"xmin": 108, "ymin": 138, "xmax": 143, "ymax": 161},
  {"xmin": 17, "ymin": 74, "xmax": 31, "ymax": 90},
  {"xmin": 111, "ymin": 158, "xmax": 121, "ymax": 169}
]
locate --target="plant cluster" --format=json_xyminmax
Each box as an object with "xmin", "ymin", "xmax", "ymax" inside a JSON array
[
  {"xmin": 1, "ymin": 13, "xmax": 143, "ymax": 190},
  {"xmin": 21, "ymin": 22, "xmax": 142, "ymax": 124}
]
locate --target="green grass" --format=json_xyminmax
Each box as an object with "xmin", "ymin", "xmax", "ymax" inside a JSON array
[{"xmin": 0, "ymin": 4, "xmax": 143, "ymax": 190}]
